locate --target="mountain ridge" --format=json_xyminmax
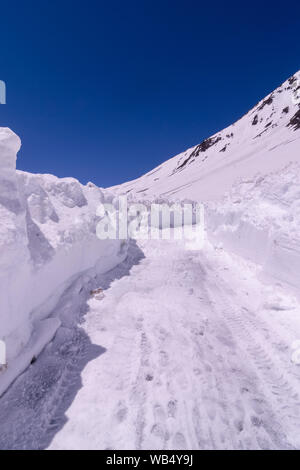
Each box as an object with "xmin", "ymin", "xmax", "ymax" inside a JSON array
[{"xmin": 110, "ymin": 70, "xmax": 300, "ymax": 201}]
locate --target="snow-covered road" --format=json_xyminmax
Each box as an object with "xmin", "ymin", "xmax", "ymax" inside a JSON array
[{"xmin": 1, "ymin": 235, "xmax": 300, "ymax": 450}]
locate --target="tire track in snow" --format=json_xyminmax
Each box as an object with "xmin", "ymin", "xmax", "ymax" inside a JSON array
[
  {"xmin": 202, "ymin": 256, "xmax": 300, "ymax": 449},
  {"xmin": 1, "ymin": 237, "xmax": 300, "ymax": 450}
]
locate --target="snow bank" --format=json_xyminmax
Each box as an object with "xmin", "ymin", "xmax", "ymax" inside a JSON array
[
  {"xmin": 123, "ymin": 195, "xmax": 202, "ymax": 230},
  {"xmin": 206, "ymin": 163, "xmax": 300, "ymax": 296},
  {"xmin": 0, "ymin": 129, "xmax": 128, "ymax": 396}
]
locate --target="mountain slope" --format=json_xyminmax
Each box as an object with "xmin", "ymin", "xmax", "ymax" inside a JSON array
[{"xmin": 111, "ymin": 71, "xmax": 300, "ymax": 201}]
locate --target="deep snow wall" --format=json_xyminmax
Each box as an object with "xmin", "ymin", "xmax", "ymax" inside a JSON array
[
  {"xmin": 0, "ymin": 128, "xmax": 128, "ymax": 396},
  {"xmin": 206, "ymin": 163, "xmax": 300, "ymax": 296}
]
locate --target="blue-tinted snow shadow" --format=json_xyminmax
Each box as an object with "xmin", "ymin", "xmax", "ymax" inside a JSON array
[{"xmin": 0, "ymin": 240, "xmax": 145, "ymax": 450}]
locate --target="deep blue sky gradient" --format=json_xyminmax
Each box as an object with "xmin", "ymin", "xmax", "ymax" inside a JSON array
[{"xmin": 1, "ymin": 0, "xmax": 299, "ymax": 186}]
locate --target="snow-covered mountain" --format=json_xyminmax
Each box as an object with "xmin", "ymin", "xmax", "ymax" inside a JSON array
[{"xmin": 111, "ymin": 71, "xmax": 300, "ymax": 201}]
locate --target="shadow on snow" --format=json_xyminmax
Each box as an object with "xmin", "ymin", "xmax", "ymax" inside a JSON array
[{"xmin": 0, "ymin": 240, "xmax": 145, "ymax": 450}]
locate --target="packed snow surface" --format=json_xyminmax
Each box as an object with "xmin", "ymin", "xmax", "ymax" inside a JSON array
[{"xmin": 0, "ymin": 234, "xmax": 300, "ymax": 450}]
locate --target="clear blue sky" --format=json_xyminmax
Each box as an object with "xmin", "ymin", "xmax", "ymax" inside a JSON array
[{"xmin": 1, "ymin": 0, "xmax": 299, "ymax": 187}]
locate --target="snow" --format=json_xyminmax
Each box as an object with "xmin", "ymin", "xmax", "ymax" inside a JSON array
[
  {"xmin": 206, "ymin": 163, "xmax": 300, "ymax": 297},
  {"xmin": 110, "ymin": 71, "xmax": 300, "ymax": 201},
  {"xmin": 1, "ymin": 71, "xmax": 300, "ymax": 449},
  {"xmin": 0, "ymin": 132, "xmax": 128, "ymax": 396},
  {"xmin": 47, "ymin": 236, "xmax": 300, "ymax": 450},
  {"xmin": 0, "ymin": 318, "xmax": 61, "ymax": 398},
  {"xmin": 0, "ymin": 235, "xmax": 300, "ymax": 449}
]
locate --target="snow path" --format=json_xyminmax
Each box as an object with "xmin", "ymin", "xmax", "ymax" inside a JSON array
[{"xmin": 1, "ymin": 235, "xmax": 300, "ymax": 450}]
